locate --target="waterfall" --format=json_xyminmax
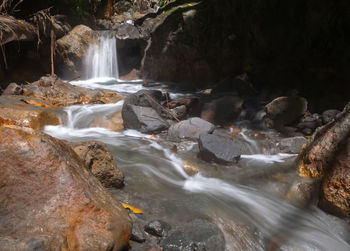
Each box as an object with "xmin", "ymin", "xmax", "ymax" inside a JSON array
[{"xmin": 84, "ymin": 31, "xmax": 119, "ymax": 79}]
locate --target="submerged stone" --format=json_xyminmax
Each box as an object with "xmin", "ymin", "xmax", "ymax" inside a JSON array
[
  {"xmin": 144, "ymin": 220, "xmax": 171, "ymax": 237},
  {"xmin": 160, "ymin": 219, "xmax": 225, "ymax": 251}
]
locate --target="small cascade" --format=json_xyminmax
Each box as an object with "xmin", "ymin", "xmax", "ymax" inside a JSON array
[{"xmin": 84, "ymin": 31, "xmax": 119, "ymax": 79}]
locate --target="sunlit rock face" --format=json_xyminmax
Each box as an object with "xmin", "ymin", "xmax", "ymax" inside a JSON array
[
  {"xmin": 319, "ymin": 140, "xmax": 350, "ymax": 218},
  {"xmin": 0, "ymin": 126, "xmax": 132, "ymax": 250}
]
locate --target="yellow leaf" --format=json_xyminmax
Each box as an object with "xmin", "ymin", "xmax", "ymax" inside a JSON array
[
  {"xmin": 304, "ymin": 136, "xmax": 311, "ymax": 138},
  {"xmin": 121, "ymin": 203, "xmax": 144, "ymax": 214}
]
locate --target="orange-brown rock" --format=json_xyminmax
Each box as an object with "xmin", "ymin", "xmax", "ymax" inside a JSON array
[
  {"xmin": 22, "ymin": 76, "xmax": 123, "ymax": 107},
  {"xmin": 0, "ymin": 95, "xmax": 60, "ymax": 130},
  {"xmin": 318, "ymin": 141, "xmax": 350, "ymax": 218},
  {"xmin": 90, "ymin": 111, "xmax": 124, "ymax": 131},
  {"xmin": 0, "ymin": 126, "xmax": 132, "ymax": 250},
  {"xmin": 68, "ymin": 141, "xmax": 124, "ymax": 188}
]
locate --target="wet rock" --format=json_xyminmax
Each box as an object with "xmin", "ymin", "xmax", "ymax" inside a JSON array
[
  {"xmin": 276, "ymin": 136, "xmax": 308, "ymax": 154},
  {"xmin": 122, "ymin": 104, "xmax": 169, "ymax": 133},
  {"xmin": 68, "ymin": 141, "xmax": 124, "ymax": 188},
  {"xmin": 114, "ymin": 0, "xmax": 133, "ymax": 14},
  {"xmin": 2, "ymin": 82, "xmax": 23, "ymax": 95},
  {"xmin": 91, "ymin": 111, "xmax": 124, "ymax": 131},
  {"xmin": 301, "ymin": 127, "xmax": 313, "ymax": 136},
  {"xmin": 213, "ymin": 217, "xmax": 264, "ymax": 251},
  {"xmin": 169, "ymin": 105, "xmax": 187, "ymax": 120},
  {"xmin": 131, "ymin": 225, "xmax": 147, "ymax": 243},
  {"xmin": 116, "ymin": 23, "xmax": 141, "ymax": 39},
  {"xmin": 265, "ymin": 96, "xmax": 307, "ymax": 130},
  {"xmin": 0, "ymin": 95, "xmax": 60, "ymax": 130},
  {"xmin": 322, "ymin": 109, "xmax": 341, "ymax": 124},
  {"xmin": 22, "ymin": 76, "xmax": 123, "ymax": 107},
  {"xmin": 286, "ymin": 178, "xmax": 319, "ymax": 207},
  {"xmin": 297, "ymin": 113, "xmax": 322, "ymax": 133},
  {"xmin": 124, "ymin": 90, "xmax": 163, "ymax": 113},
  {"xmin": 0, "ymin": 126, "xmax": 132, "ymax": 250},
  {"xmin": 144, "ymin": 220, "xmax": 171, "ymax": 237},
  {"xmin": 55, "ymin": 25, "xmax": 99, "ymax": 78},
  {"xmin": 319, "ymin": 141, "xmax": 350, "ymax": 217},
  {"xmin": 167, "ymin": 97, "xmax": 198, "ymax": 116},
  {"xmin": 168, "ymin": 117, "xmax": 215, "ymax": 140},
  {"xmin": 183, "ymin": 160, "xmax": 200, "ymax": 176},
  {"xmin": 198, "ymin": 133, "xmax": 241, "ymax": 164},
  {"xmin": 160, "ymin": 219, "xmax": 225, "ymax": 251},
  {"xmin": 0, "ymin": 236, "xmax": 50, "ymax": 251},
  {"xmin": 200, "ymin": 96, "xmax": 243, "ymax": 125}
]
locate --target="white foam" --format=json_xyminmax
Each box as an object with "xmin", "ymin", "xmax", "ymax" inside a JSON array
[{"xmin": 240, "ymin": 153, "xmax": 297, "ymax": 163}]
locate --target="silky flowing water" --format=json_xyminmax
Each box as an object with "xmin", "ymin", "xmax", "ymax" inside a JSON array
[
  {"xmin": 45, "ymin": 35, "xmax": 350, "ymax": 250},
  {"xmin": 44, "ymin": 78, "xmax": 350, "ymax": 250}
]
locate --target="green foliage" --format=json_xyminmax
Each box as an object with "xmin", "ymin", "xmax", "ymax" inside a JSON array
[{"xmin": 160, "ymin": 0, "xmax": 169, "ymax": 8}]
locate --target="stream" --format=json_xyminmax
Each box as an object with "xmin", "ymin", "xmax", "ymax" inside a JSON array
[
  {"xmin": 43, "ymin": 77, "xmax": 350, "ymax": 251},
  {"xmin": 43, "ymin": 33, "xmax": 350, "ymax": 250}
]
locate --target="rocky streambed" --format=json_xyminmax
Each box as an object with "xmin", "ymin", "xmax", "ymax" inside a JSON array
[{"xmin": 0, "ymin": 76, "xmax": 349, "ymax": 250}]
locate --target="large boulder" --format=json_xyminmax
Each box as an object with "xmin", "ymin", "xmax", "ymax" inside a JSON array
[
  {"xmin": 123, "ymin": 90, "xmax": 163, "ymax": 113},
  {"xmin": 0, "ymin": 95, "xmax": 60, "ymax": 130},
  {"xmin": 318, "ymin": 140, "xmax": 350, "ymax": 218},
  {"xmin": 198, "ymin": 133, "xmax": 241, "ymax": 164},
  {"xmin": 22, "ymin": 76, "xmax": 123, "ymax": 107},
  {"xmin": 265, "ymin": 96, "xmax": 307, "ymax": 130},
  {"xmin": 160, "ymin": 219, "xmax": 225, "ymax": 251},
  {"xmin": 122, "ymin": 104, "xmax": 169, "ymax": 133},
  {"xmin": 55, "ymin": 25, "xmax": 98, "ymax": 78},
  {"xmin": 0, "ymin": 126, "xmax": 132, "ymax": 250},
  {"xmin": 168, "ymin": 117, "xmax": 214, "ymax": 140},
  {"xmin": 68, "ymin": 141, "xmax": 124, "ymax": 188},
  {"xmin": 122, "ymin": 90, "xmax": 169, "ymax": 133}
]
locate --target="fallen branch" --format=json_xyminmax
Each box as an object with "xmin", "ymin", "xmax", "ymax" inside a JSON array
[{"xmin": 144, "ymin": 92, "xmax": 180, "ymax": 122}]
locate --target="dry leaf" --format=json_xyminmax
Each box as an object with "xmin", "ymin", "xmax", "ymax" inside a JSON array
[{"xmin": 121, "ymin": 203, "xmax": 144, "ymax": 214}]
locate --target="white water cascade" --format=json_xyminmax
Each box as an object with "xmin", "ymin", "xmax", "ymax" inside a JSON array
[{"xmin": 84, "ymin": 31, "xmax": 119, "ymax": 79}]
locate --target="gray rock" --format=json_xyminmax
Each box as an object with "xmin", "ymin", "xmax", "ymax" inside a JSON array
[
  {"xmin": 144, "ymin": 220, "xmax": 171, "ymax": 237},
  {"xmin": 277, "ymin": 136, "xmax": 308, "ymax": 154},
  {"xmin": 0, "ymin": 236, "xmax": 50, "ymax": 251},
  {"xmin": 2, "ymin": 82, "xmax": 23, "ymax": 95},
  {"xmin": 297, "ymin": 113, "xmax": 322, "ymax": 131},
  {"xmin": 168, "ymin": 105, "xmax": 187, "ymax": 120},
  {"xmin": 322, "ymin": 109, "xmax": 341, "ymax": 124},
  {"xmin": 160, "ymin": 219, "xmax": 225, "ymax": 251},
  {"xmin": 122, "ymin": 104, "xmax": 169, "ymax": 133},
  {"xmin": 168, "ymin": 117, "xmax": 215, "ymax": 140},
  {"xmin": 116, "ymin": 23, "xmax": 141, "ymax": 39},
  {"xmin": 124, "ymin": 90, "xmax": 163, "ymax": 113},
  {"xmin": 131, "ymin": 224, "xmax": 146, "ymax": 243},
  {"xmin": 198, "ymin": 133, "xmax": 241, "ymax": 164}
]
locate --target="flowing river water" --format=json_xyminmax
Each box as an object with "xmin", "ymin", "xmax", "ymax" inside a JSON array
[
  {"xmin": 44, "ymin": 34, "xmax": 350, "ymax": 250},
  {"xmin": 43, "ymin": 77, "xmax": 350, "ymax": 251}
]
